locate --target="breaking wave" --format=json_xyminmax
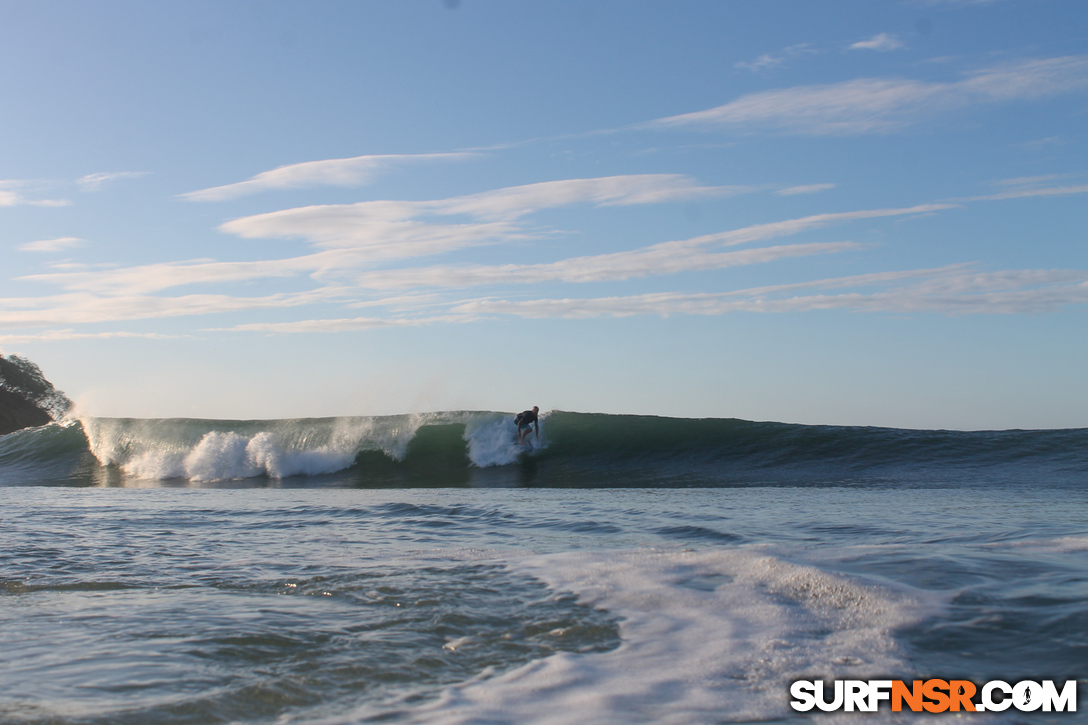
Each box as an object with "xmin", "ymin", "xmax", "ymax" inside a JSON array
[{"xmin": 1, "ymin": 411, "xmax": 1085, "ymax": 487}]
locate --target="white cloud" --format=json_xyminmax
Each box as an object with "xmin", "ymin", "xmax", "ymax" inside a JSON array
[
  {"xmin": 447, "ymin": 268, "xmax": 952, "ymax": 319},
  {"xmin": 734, "ymin": 54, "xmax": 785, "ymax": 72},
  {"xmin": 438, "ymin": 175, "xmax": 736, "ymax": 218},
  {"xmin": 777, "ymin": 183, "xmax": 836, "ymax": 196},
  {"xmin": 958, "ymin": 182, "xmax": 1088, "ymax": 202},
  {"xmin": 682, "ymin": 204, "xmax": 954, "ymax": 247},
  {"xmin": 219, "ymin": 175, "xmax": 741, "ymax": 261},
  {"xmin": 16, "ymin": 153, "xmax": 1083, "ymax": 338},
  {"xmin": 0, "ymin": 289, "xmax": 334, "ymax": 328},
  {"xmin": 348, "ymin": 204, "xmax": 953, "ymax": 291},
  {"xmin": 250, "ymin": 273, "xmax": 1088, "ymax": 329},
  {"xmin": 1022, "ymin": 136, "xmax": 1064, "ymax": 149},
  {"xmin": 849, "ymin": 33, "xmax": 905, "ymax": 52},
  {"xmin": 649, "ymin": 56, "xmax": 1088, "ymax": 135},
  {"xmin": 344, "ymin": 293, "xmax": 446, "ymax": 311},
  {"xmin": 77, "ymin": 172, "xmax": 149, "ymax": 191},
  {"xmin": 959, "ymin": 57, "xmax": 1088, "ymax": 100},
  {"xmin": 181, "ymin": 152, "xmax": 475, "ymax": 202},
  {"xmin": 23, "ymin": 201, "xmax": 950, "ymax": 297},
  {"xmin": 0, "ymin": 329, "xmax": 181, "ymax": 345},
  {"xmin": 206, "ymin": 316, "xmax": 454, "ymax": 334},
  {"xmin": 0, "ymin": 181, "xmax": 70, "ymax": 207},
  {"xmin": 30, "ymin": 175, "xmax": 734, "ymax": 296},
  {"xmin": 21, "ymin": 253, "xmax": 336, "ymax": 295},
  {"xmin": 346, "ymin": 204, "xmax": 946, "ymax": 291},
  {"xmin": 993, "ymin": 174, "xmax": 1076, "ymax": 187},
  {"xmin": 653, "ymin": 78, "xmax": 944, "ymax": 134},
  {"xmin": 18, "ymin": 237, "xmax": 86, "ymax": 253},
  {"xmin": 734, "ymin": 44, "xmax": 819, "ymax": 73},
  {"xmin": 356, "ymin": 242, "xmax": 862, "ymax": 290},
  {"xmin": 448, "ymin": 267, "xmax": 1088, "ymax": 319}
]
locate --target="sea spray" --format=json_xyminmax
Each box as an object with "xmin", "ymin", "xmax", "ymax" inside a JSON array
[
  {"xmin": 80, "ymin": 416, "xmax": 408, "ymax": 481},
  {"xmin": 463, "ymin": 412, "xmax": 546, "ymax": 467},
  {"xmin": 75, "ymin": 412, "xmax": 534, "ymax": 482}
]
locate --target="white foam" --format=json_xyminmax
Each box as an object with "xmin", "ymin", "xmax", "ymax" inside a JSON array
[
  {"xmin": 120, "ymin": 449, "xmax": 188, "ymax": 480},
  {"xmin": 991, "ymin": 535, "xmax": 1088, "ymax": 553},
  {"xmin": 244, "ymin": 431, "xmax": 356, "ymax": 479},
  {"xmin": 79, "ymin": 412, "xmax": 544, "ymax": 481},
  {"xmin": 1046, "ymin": 535, "xmax": 1088, "ymax": 552},
  {"xmin": 404, "ymin": 547, "xmax": 930, "ymax": 724},
  {"xmin": 185, "ymin": 431, "xmax": 261, "ymax": 481},
  {"xmin": 79, "ymin": 414, "xmax": 435, "ymax": 482},
  {"xmin": 463, "ymin": 413, "xmax": 543, "ymax": 467}
]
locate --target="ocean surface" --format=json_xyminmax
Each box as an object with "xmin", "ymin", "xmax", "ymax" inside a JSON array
[{"xmin": 0, "ymin": 411, "xmax": 1085, "ymax": 723}]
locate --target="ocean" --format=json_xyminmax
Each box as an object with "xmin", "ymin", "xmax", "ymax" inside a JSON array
[{"xmin": 0, "ymin": 411, "xmax": 1085, "ymax": 723}]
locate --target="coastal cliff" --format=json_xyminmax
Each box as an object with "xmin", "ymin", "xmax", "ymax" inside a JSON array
[{"xmin": 0, "ymin": 355, "xmax": 71, "ymax": 436}]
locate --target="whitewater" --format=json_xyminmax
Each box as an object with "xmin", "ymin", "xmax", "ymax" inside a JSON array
[{"xmin": 1, "ymin": 412, "xmax": 1086, "ymax": 723}]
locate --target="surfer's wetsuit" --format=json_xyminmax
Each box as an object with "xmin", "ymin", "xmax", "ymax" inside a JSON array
[{"xmin": 515, "ymin": 409, "xmax": 537, "ymax": 432}]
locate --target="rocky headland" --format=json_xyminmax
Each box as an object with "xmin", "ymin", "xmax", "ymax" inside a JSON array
[{"xmin": 0, "ymin": 355, "xmax": 71, "ymax": 436}]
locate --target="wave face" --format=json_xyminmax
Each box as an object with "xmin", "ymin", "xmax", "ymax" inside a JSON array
[{"xmin": 1, "ymin": 411, "xmax": 1086, "ymax": 487}]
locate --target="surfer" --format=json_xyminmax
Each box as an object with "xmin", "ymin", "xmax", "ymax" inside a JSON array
[{"xmin": 515, "ymin": 406, "xmax": 539, "ymax": 444}]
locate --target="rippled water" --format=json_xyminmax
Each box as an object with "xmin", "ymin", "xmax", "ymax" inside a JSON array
[{"xmin": 1, "ymin": 486, "xmax": 1086, "ymax": 723}]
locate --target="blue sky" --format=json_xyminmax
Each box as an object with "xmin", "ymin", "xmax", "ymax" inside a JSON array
[{"xmin": 2, "ymin": 0, "xmax": 1086, "ymax": 429}]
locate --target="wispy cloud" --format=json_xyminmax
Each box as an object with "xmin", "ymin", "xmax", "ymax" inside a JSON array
[
  {"xmin": 993, "ymin": 174, "xmax": 1077, "ymax": 187},
  {"xmin": 21, "ymin": 254, "xmax": 337, "ymax": 295},
  {"xmin": 957, "ymin": 179, "xmax": 1088, "ymax": 202},
  {"xmin": 218, "ymin": 175, "xmax": 743, "ymax": 261},
  {"xmin": 649, "ymin": 56, "xmax": 1088, "ymax": 135},
  {"xmin": 777, "ymin": 183, "xmax": 836, "ymax": 196},
  {"xmin": 0, "ymin": 329, "xmax": 182, "ymax": 345},
  {"xmin": 18, "ymin": 237, "xmax": 86, "ymax": 253},
  {"xmin": 849, "ymin": 33, "xmax": 905, "ymax": 52},
  {"xmin": 0, "ymin": 191, "xmax": 69, "ymax": 207},
  {"xmin": 1022, "ymin": 136, "xmax": 1065, "ymax": 149},
  {"xmin": 449, "ymin": 267, "xmax": 1088, "ymax": 319},
  {"xmin": 12, "ymin": 158, "xmax": 1083, "ymax": 337},
  {"xmin": 0, "ymin": 289, "xmax": 335, "ymax": 328},
  {"xmin": 679, "ymin": 204, "xmax": 954, "ymax": 247},
  {"xmin": 356, "ymin": 242, "xmax": 862, "ymax": 290},
  {"xmin": 734, "ymin": 44, "xmax": 819, "ymax": 73},
  {"xmin": 11, "ymin": 175, "xmax": 761, "ymax": 324},
  {"xmin": 25, "ymin": 200, "xmax": 943, "ymax": 297},
  {"xmin": 181, "ymin": 152, "xmax": 476, "ymax": 202},
  {"xmin": 734, "ymin": 54, "xmax": 786, "ymax": 73},
  {"xmin": 352, "ymin": 203, "xmax": 948, "ymax": 291},
  {"xmin": 77, "ymin": 172, "xmax": 149, "ymax": 191},
  {"xmin": 25, "ymin": 175, "xmax": 734, "ymax": 296},
  {"xmin": 210, "ymin": 265, "xmax": 1088, "ymax": 333},
  {"xmin": 0, "ymin": 181, "xmax": 70, "ymax": 207},
  {"xmin": 207, "ymin": 316, "xmax": 452, "ymax": 334}
]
